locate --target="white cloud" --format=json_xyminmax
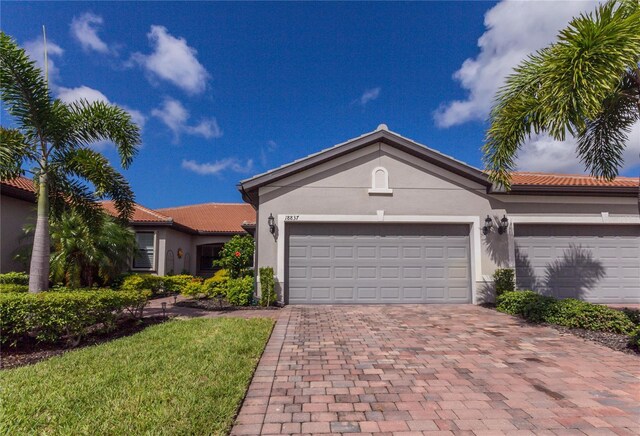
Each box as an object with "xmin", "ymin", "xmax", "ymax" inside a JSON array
[
  {"xmin": 516, "ymin": 123, "xmax": 640, "ymax": 174},
  {"xmin": 355, "ymin": 87, "xmax": 381, "ymax": 106},
  {"xmin": 132, "ymin": 25, "xmax": 210, "ymax": 94},
  {"xmin": 434, "ymin": 0, "xmax": 598, "ymax": 128},
  {"xmin": 181, "ymin": 158, "xmax": 253, "ymax": 176},
  {"xmin": 57, "ymin": 85, "xmax": 146, "ymax": 130},
  {"xmin": 23, "ymin": 39, "xmax": 64, "ymax": 83},
  {"xmin": 70, "ymin": 12, "xmax": 111, "ymax": 54},
  {"xmin": 260, "ymin": 140, "xmax": 279, "ymax": 166},
  {"xmin": 151, "ymin": 97, "xmax": 221, "ymax": 141}
]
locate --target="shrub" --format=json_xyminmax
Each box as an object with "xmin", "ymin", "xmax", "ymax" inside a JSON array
[
  {"xmin": 621, "ymin": 308, "xmax": 640, "ymax": 326},
  {"xmin": 0, "ymin": 284, "xmax": 28, "ymax": 293},
  {"xmin": 0, "ymin": 289, "xmax": 149, "ymax": 346},
  {"xmin": 0, "ymin": 272, "xmax": 29, "ymax": 285},
  {"xmin": 629, "ymin": 328, "xmax": 640, "ymax": 350},
  {"xmin": 214, "ymin": 235, "xmax": 254, "ymax": 278},
  {"xmin": 180, "ymin": 281, "xmax": 205, "ymax": 298},
  {"xmin": 496, "ymin": 291, "xmax": 635, "ymax": 334},
  {"xmin": 202, "ymin": 269, "xmax": 229, "ymax": 298},
  {"xmin": 493, "ymin": 268, "xmax": 515, "ymax": 296},
  {"xmin": 164, "ymin": 275, "xmax": 200, "ymax": 294},
  {"xmin": 119, "ymin": 274, "xmax": 165, "ymax": 297},
  {"xmin": 224, "ymin": 276, "xmax": 254, "ymax": 306},
  {"xmin": 259, "ymin": 267, "xmax": 276, "ymax": 307}
]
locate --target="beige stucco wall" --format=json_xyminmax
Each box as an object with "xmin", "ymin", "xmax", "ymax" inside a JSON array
[
  {"xmin": 0, "ymin": 194, "xmax": 35, "ymax": 273},
  {"xmin": 253, "ymin": 142, "xmax": 638, "ymax": 302}
]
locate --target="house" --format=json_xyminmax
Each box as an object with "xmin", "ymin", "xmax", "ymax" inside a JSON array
[
  {"xmin": 0, "ymin": 177, "xmax": 255, "ymax": 277},
  {"xmin": 239, "ymin": 125, "xmax": 639, "ymax": 305}
]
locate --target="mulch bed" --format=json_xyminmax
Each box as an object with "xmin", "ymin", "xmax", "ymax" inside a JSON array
[
  {"xmin": 175, "ymin": 298, "xmax": 281, "ymax": 312},
  {"xmin": 482, "ymin": 304, "xmax": 639, "ymax": 356},
  {"xmin": 1, "ymin": 316, "xmax": 167, "ymax": 370}
]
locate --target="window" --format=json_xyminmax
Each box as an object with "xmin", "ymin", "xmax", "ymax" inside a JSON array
[
  {"xmin": 133, "ymin": 232, "xmax": 155, "ymax": 270},
  {"xmin": 198, "ymin": 244, "xmax": 224, "ymax": 272},
  {"xmin": 368, "ymin": 166, "xmax": 393, "ymax": 195}
]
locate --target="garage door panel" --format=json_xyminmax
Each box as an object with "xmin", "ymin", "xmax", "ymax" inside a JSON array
[
  {"xmin": 515, "ymin": 224, "xmax": 640, "ymax": 303},
  {"xmin": 287, "ymin": 223, "xmax": 471, "ymax": 304}
]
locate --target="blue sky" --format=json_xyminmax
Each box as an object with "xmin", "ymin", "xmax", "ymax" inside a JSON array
[{"xmin": 3, "ymin": 1, "xmax": 638, "ymax": 208}]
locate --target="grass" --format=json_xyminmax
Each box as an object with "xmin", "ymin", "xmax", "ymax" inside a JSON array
[{"xmin": 1, "ymin": 317, "xmax": 274, "ymax": 435}]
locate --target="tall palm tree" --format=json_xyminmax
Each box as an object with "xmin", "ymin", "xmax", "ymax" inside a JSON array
[
  {"xmin": 483, "ymin": 0, "xmax": 640, "ymax": 189},
  {"xmin": 0, "ymin": 32, "xmax": 140, "ymax": 292}
]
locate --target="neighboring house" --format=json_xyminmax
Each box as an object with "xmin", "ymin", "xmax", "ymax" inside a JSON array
[
  {"xmin": 239, "ymin": 125, "xmax": 639, "ymax": 305},
  {"xmin": 0, "ymin": 177, "xmax": 255, "ymax": 277},
  {"xmin": 0, "ymin": 177, "xmax": 36, "ymax": 273}
]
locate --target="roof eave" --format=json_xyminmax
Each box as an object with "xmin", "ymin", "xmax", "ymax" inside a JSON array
[{"xmin": 504, "ymin": 185, "xmax": 638, "ymax": 197}]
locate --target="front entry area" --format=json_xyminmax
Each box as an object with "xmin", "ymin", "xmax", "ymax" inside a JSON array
[{"xmin": 286, "ymin": 223, "xmax": 471, "ymax": 304}]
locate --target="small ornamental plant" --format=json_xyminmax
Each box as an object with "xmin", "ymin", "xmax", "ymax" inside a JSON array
[{"xmin": 214, "ymin": 235, "xmax": 254, "ymax": 279}]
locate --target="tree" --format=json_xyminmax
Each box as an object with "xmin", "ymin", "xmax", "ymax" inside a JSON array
[
  {"xmin": 214, "ymin": 235, "xmax": 254, "ymax": 279},
  {"xmin": 0, "ymin": 32, "xmax": 140, "ymax": 292},
  {"xmin": 19, "ymin": 210, "xmax": 137, "ymax": 288},
  {"xmin": 483, "ymin": 0, "xmax": 640, "ymax": 189}
]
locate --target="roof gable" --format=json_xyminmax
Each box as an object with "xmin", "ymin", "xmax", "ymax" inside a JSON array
[{"xmin": 239, "ymin": 127, "xmax": 491, "ymax": 201}]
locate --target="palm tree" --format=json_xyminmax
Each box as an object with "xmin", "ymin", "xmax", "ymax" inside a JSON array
[
  {"xmin": 483, "ymin": 0, "xmax": 640, "ymax": 189},
  {"xmin": 0, "ymin": 32, "xmax": 140, "ymax": 292},
  {"xmin": 48, "ymin": 210, "xmax": 137, "ymax": 288}
]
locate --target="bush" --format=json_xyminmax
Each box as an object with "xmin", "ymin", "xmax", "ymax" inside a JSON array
[
  {"xmin": 629, "ymin": 328, "xmax": 640, "ymax": 350},
  {"xmin": 164, "ymin": 275, "xmax": 200, "ymax": 294},
  {"xmin": 259, "ymin": 267, "xmax": 276, "ymax": 307},
  {"xmin": 0, "ymin": 272, "xmax": 29, "ymax": 285},
  {"xmin": 180, "ymin": 281, "xmax": 205, "ymax": 298},
  {"xmin": 119, "ymin": 274, "xmax": 165, "ymax": 297},
  {"xmin": 0, "ymin": 284, "xmax": 28, "ymax": 293},
  {"xmin": 496, "ymin": 291, "xmax": 635, "ymax": 334},
  {"xmin": 0, "ymin": 289, "xmax": 149, "ymax": 346},
  {"xmin": 621, "ymin": 308, "xmax": 640, "ymax": 326},
  {"xmin": 202, "ymin": 269, "xmax": 229, "ymax": 298},
  {"xmin": 214, "ymin": 235, "xmax": 254, "ymax": 279},
  {"xmin": 493, "ymin": 268, "xmax": 515, "ymax": 296},
  {"xmin": 224, "ymin": 276, "xmax": 254, "ymax": 306}
]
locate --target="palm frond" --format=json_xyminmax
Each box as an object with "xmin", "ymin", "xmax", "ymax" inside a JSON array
[{"xmin": 0, "ymin": 127, "xmax": 33, "ymax": 179}]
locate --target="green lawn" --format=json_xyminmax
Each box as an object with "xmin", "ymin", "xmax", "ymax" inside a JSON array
[{"xmin": 1, "ymin": 317, "xmax": 274, "ymax": 435}]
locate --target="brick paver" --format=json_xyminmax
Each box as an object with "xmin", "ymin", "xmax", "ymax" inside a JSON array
[{"xmin": 231, "ymin": 305, "xmax": 640, "ymax": 435}]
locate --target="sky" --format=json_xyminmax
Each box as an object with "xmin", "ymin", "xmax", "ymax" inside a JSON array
[{"xmin": 3, "ymin": 1, "xmax": 639, "ymax": 208}]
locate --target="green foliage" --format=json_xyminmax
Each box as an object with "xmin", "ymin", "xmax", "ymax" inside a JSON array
[
  {"xmin": 0, "ymin": 32, "xmax": 141, "ymax": 292},
  {"xmin": 629, "ymin": 328, "xmax": 640, "ymax": 350},
  {"xmin": 493, "ymin": 268, "xmax": 515, "ymax": 296},
  {"xmin": 180, "ymin": 281, "xmax": 205, "ymax": 298},
  {"xmin": 119, "ymin": 274, "xmax": 164, "ymax": 296},
  {"xmin": 259, "ymin": 267, "xmax": 276, "ymax": 307},
  {"xmin": 0, "ymin": 289, "xmax": 149, "ymax": 346},
  {"xmin": 483, "ymin": 0, "xmax": 640, "ymax": 187},
  {"xmin": 214, "ymin": 235, "xmax": 254, "ymax": 279},
  {"xmin": 163, "ymin": 275, "xmax": 200, "ymax": 294},
  {"xmin": 496, "ymin": 291, "xmax": 635, "ymax": 334},
  {"xmin": 202, "ymin": 269, "xmax": 229, "ymax": 298},
  {"xmin": 223, "ymin": 276, "xmax": 254, "ymax": 306},
  {"xmin": 0, "ymin": 272, "xmax": 28, "ymax": 285},
  {"xmin": 621, "ymin": 308, "xmax": 640, "ymax": 326},
  {"xmin": 0, "ymin": 284, "xmax": 29, "ymax": 293},
  {"xmin": 1, "ymin": 318, "xmax": 274, "ymax": 435}
]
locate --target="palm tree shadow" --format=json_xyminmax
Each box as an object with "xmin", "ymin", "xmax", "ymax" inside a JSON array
[{"xmin": 516, "ymin": 243, "xmax": 606, "ymax": 300}]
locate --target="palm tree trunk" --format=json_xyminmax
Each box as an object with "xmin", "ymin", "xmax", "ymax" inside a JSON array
[{"xmin": 28, "ymin": 173, "xmax": 50, "ymax": 293}]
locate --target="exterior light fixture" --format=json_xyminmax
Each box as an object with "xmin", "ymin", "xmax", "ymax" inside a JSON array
[
  {"xmin": 161, "ymin": 301, "xmax": 167, "ymax": 318},
  {"xmin": 173, "ymin": 295, "xmax": 178, "ymax": 304},
  {"xmin": 268, "ymin": 213, "xmax": 276, "ymax": 234},
  {"xmin": 498, "ymin": 215, "xmax": 509, "ymax": 234},
  {"xmin": 482, "ymin": 215, "xmax": 493, "ymax": 235}
]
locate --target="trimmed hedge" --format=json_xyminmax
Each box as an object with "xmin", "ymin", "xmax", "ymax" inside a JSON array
[
  {"xmin": 119, "ymin": 274, "xmax": 201, "ymax": 297},
  {"xmin": 0, "ymin": 272, "xmax": 29, "ymax": 285},
  {"xmin": 224, "ymin": 276, "xmax": 254, "ymax": 306},
  {"xmin": 0, "ymin": 289, "xmax": 149, "ymax": 346},
  {"xmin": 0, "ymin": 284, "xmax": 28, "ymax": 293},
  {"xmin": 496, "ymin": 291, "xmax": 635, "ymax": 334},
  {"xmin": 202, "ymin": 269, "xmax": 229, "ymax": 298}
]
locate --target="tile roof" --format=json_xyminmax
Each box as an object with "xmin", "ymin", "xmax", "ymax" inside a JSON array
[
  {"xmin": 100, "ymin": 200, "xmax": 173, "ymax": 223},
  {"xmin": 157, "ymin": 203, "xmax": 256, "ymax": 234},
  {"xmin": 1, "ymin": 176, "xmax": 36, "ymax": 193},
  {"xmin": 510, "ymin": 172, "xmax": 638, "ymax": 188}
]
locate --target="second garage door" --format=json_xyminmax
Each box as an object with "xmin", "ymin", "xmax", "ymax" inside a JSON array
[{"xmin": 287, "ymin": 223, "xmax": 471, "ymax": 304}]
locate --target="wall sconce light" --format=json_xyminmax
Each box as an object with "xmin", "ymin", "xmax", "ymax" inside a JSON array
[
  {"xmin": 268, "ymin": 213, "xmax": 276, "ymax": 234},
  {"xmin": 498, "ymin": 215, "xmax": 509, "ymax": 234},
  {"xmin": 482, "ymin": 215, "xmax": 493, "ymax": 235},
  {"xmin": 177, "ymin": 248, "xmax": 183, "ymax": 259}
]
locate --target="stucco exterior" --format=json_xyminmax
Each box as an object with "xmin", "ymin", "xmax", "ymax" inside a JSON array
[
  {"xmin": 242, "ymin": 131, "xmax": 639, "ymax": 304},
  {"xmin": 0, "ymin": 194, "xmax": 35, "ymax": 273}
]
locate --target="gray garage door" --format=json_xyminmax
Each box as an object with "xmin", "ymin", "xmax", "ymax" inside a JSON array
[
  {"xmin": 515, "ymin": 224, "xmax": 640, "ymax": 303},
  {"xmin": 287, "ymin": 223, "xmax": 471, "ymax": 304}
]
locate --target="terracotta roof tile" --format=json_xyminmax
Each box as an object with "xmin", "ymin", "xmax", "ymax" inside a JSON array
[
  {"xmin": 157, "ymin": 203, "xmax": 255, "ymax": 233},
  {"xmin": 1, "ymin": 176, "xmax": 36, "ymax": 193},
  {"xmin": 510, "ymin": 172, "xmax": 638, "ymax": 188},
  {"xmin": 100, "ymin": 200, "xmax": 173, "ymax": 223}
]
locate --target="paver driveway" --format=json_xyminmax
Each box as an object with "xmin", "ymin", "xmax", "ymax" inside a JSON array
[{"xmin": 232, "ymin": 305, "xmax": 640, "ymax": 435}]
